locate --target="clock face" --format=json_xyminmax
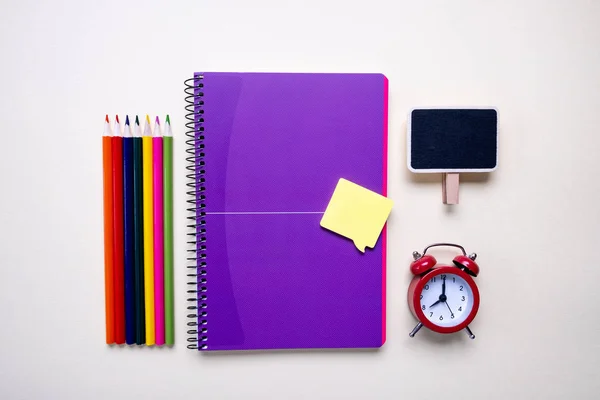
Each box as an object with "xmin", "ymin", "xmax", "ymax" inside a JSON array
[{"xmin": 418, "ymin": 273, "xmax": 475, "ymax": 328}]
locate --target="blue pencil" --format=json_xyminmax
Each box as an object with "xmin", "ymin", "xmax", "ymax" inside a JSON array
[{"xmin": 123, "ymin": 115, "xmax": 136, "ymax": 344}]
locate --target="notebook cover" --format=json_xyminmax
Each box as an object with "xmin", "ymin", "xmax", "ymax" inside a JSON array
[{"xmin": 192, "ymin": 72, "xmax": 388, "ymax": 350}]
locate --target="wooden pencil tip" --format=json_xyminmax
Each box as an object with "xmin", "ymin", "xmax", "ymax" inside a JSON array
[
  {"xmin": 135, "ymin": 115, "xmax": 139, "ymax": 125},
  {"xmin": 155, "ymin": 116, "xmax": 160, "ymax": 125},
  {"xmin": 105, "ymin": 114, "xmax": 109, "ymax": 123},
  {"xmin": 166, "ymin": 115, "xmax": 170, "ymax": 124},
  {"xmin": 125, "ymin": 115, "xmax": 130, "ymax": 126},
  {"xmin": 145, "ymin": 115, "xmax": 150, "ymax": 124},
  {"xmin": 115, "ymin": 115, "xmax": 120, "ymax": 124}
]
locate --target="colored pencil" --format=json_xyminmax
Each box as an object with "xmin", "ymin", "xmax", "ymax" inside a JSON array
[
  {"xmin": 153, "ymin": 116, "xmax": 165, "ymax": 346},
  {"xmin": 142, "ymin": 115, "xmax": 156, "ymax": 345},
  {"xmin": 102, "ymin": 115, "xmax": 115, "ymax": 344},
  {"xmin": 123, "ymin": 116, "xmax": 136, "ymax": 345},
  {"xmin": 112, "ymin": 115, "xmax": 125, "ymax": 344},
  {"xmin": 133, "ymin": 116, "xmax": 145, "ymax": 345},
  {"xmin": 163, "ymin": 115, "xmax": 174, "ymax": 345}
]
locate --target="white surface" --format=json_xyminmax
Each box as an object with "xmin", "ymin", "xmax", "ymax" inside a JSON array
[{"xmin": 1, "ymin": 0, "xmax": 600, "ymax": 399}]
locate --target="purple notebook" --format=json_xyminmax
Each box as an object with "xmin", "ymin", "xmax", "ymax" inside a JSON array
[{"xmin": 185, "ymin": 72, "xmax": 389, "ymax": 351}]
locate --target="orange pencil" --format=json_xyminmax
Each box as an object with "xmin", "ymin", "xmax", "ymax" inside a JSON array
[{"xmin": 102, "ymin": 115, "xmax": 115, "ymax": 344}]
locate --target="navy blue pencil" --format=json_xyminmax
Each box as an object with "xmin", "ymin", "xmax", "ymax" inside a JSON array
[{"xmin": 123, "ymin": 115, "xmax": 136, "ymax": 344}]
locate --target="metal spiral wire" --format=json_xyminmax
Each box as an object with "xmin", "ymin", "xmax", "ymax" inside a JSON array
[{"xmin": 184, "ymin": 75, "xmax": 208, "ymax": 350}]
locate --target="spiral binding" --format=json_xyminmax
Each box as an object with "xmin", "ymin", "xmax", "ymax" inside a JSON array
[{"xmin": 184, "ymin": 74, "xmax": 208, "ymax": 350}]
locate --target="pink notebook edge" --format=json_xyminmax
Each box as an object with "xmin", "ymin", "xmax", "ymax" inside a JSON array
[{"xmin": 382, "ymin": 75, "xmax": 388, "ymax": 346}]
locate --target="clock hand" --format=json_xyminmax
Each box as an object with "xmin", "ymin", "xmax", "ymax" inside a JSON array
[
  {"xmin": 444, "ymin": 301, "xmax": 455, "ymax": 318},
  {"xmin": 442, "ymin": 276, "xmax": 446, "ymax": 296},
  {"xmin": 429, "ymin": 299, "xmax": 442, "ymax": 308}
]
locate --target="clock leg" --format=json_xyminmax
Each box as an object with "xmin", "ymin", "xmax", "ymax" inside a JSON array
[
  {"xmin": 465, "ymin": 326, "xmax": 475, "ymax": 339},
  {"xmin": 409, "ymin": 322, "xmax": 424, "ymax": 337}
]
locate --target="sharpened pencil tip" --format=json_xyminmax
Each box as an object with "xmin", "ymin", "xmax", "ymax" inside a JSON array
[
  {"xmin": 145, "ymin": 115, "xmax": 150, "ymax": 124},
  {"xmin": 105, "ymin": 114, "xmax": 109, "ymax": 123},
  {"xmin": 135, "ymin": 115, "xmax": 139, "ymax": 125},
  {"xmin": 125, "ymin": 115, "xmax": 130, "ymax": 126},
  {"xmin": 155, "ymin": 116, "xmax": 160, "ymax": 125},
  {"xmin": 166, "ymin": 115, "xmax": 170, "ymax": 124},
  {"xmin": 115, "ymin": 115, "xmax": 120, "ymax": 124}
]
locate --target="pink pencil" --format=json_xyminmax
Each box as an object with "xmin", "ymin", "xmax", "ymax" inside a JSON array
[{"xmin": 152, "ymin": 116, "xmax": 165, "ymax": 345}]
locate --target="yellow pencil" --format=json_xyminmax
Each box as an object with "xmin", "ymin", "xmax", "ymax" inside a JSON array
[{"xmin": 142, "ymin": 114, "xmax": 156, "ymax": 345}]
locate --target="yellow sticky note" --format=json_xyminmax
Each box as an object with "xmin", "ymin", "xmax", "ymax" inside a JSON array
[{"xmin": 320, "ymin": 178, "xmax": 393, "ymax": 253}]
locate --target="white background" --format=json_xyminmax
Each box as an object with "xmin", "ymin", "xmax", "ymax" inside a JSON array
[{"xmin": 1, "ymin": 0, "xmax": 599, "ymax": 399}]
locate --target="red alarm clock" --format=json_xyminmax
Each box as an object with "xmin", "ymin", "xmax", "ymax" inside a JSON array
[{"xmin": 407, "ymin": 243, "xmax": 480, "ymax": 339}]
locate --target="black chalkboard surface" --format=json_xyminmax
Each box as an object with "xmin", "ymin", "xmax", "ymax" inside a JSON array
[{"xmin": 408, "ymin": 109, "xmax": 498, "ymax": 172}]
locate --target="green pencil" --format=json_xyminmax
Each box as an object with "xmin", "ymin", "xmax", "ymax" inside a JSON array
[
  {"xmin": 133, "ymin": 116, "xmax": 146, "ymax": 345},
  {"xmin": 163, "ymin": 115, "xmax": 174, "ymax": 345}
]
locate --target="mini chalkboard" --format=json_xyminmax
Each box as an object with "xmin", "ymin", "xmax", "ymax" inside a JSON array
[{"xmin": 407, "ymin": 108, "xmax": 498, "ymax": 204}]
